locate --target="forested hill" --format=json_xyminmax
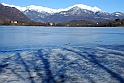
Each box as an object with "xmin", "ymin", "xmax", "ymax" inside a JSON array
[{"xmin": 0, "ymin": 4, "xmax": 31, "ymax": 22}]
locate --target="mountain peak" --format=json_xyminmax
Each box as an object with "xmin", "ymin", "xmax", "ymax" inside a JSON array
[
  {"xmin": 1, "ymin": 3, "xmax": 103, "ymax": 13},
  {"xmin": 71, "ymin": 4, "xmax": 102, "ymax": 12},
  {"xmin": 25, "ymin": 5, "xmax": 56, "ymax": 13}
]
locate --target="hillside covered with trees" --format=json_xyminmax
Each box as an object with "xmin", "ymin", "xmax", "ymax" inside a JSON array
[
  {"xmin": 0, "ymin": 4, "xmax": 31, "ymax": 25},
  {"xmin": 0, "ymin": 19, "xmax": 124, "ymax": 27}
]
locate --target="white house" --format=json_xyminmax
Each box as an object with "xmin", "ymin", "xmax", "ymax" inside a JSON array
[{"xmin": 11, "ymin": 21, "xmax": 18, "ymax": 24}]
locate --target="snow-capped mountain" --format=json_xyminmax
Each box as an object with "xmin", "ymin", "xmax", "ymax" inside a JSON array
[
  {"xmin": 2, "ymin": 3, "xmax": 124, "ymax": 23},
  {"xmin": 1, "ymin": 3, "xmax": 103, "ymax": 13},
  {"xmin": 111, "ymin": 12, "xmax": 124, "ymax": 17}
]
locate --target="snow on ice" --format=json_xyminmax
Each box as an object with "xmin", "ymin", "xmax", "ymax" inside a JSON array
[{"xmin": 0, "ymin": 45, "xmax": 124, "ymax": 83}]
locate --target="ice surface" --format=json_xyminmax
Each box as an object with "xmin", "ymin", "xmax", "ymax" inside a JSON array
[
  {"xmin": 0, "ymin": 26, "xmax": 124, "ymax": 52},
  {"xmin": 0, "ymin": 45, "xmax": 124, "ymax": 83},
  {"xmin": 0, "ymin": 26, "xmax": 124, "ymax": 83}
]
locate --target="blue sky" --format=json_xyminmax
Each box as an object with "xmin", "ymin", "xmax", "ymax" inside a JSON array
[{"xmin": 0, "ymin": 0, "xmax": 124, "ymax": 13}]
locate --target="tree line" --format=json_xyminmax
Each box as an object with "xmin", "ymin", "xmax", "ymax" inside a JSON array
[{"xmin": 0, "ymin": 19, "xmax": 124, "ymax": 27}]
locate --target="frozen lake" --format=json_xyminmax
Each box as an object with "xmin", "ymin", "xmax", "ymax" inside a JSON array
[
  {"xmin": 0, "ymin": 26, "xmax": 124, "ymax": 83},
  {"xmin": 0, "ymin": 26, "xmax": 124, "ymax": 52}
]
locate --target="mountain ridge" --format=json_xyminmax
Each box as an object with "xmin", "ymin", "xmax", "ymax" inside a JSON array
[
  {"xmin": 1, "ymin": 3, "xmax": 103, "ymax": 13},
  {"xmin": 2, "ymin": 3, "xmax": 124, "ymax": 23}
]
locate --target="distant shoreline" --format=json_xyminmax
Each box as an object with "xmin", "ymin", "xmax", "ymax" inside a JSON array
[{"xmin": 0, "ymin": 19, "xmax": 124, "ymax": 27}]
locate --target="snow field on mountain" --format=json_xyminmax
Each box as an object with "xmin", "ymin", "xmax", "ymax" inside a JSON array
[
  {"xmin": 2, "ymin": 3, "xmax": 124, "ymax": 23},
  {"xmin": 0, "ymin": 45, "xmax": 124, "ymax": 83},
  {"xmin": 1, "ymin": 3, "xmax": 103, "ymax": 13}
]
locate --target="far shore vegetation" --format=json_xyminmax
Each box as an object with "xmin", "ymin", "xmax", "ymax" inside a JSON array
[{"xmin": 0, "ymin": 18, "xmax": 124, "ymax": 27}]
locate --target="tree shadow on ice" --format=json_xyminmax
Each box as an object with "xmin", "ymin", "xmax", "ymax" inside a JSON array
[
  {"xmin": 62, "ymin": 48, "xmax": 96, "ymax": 83},
  {"xmin": 16, "ymin": 53, "xmax": 35, "ymax": 83},
  {"xmin": 63, "ymin": 48, "xmax": 124, "ymax": 83},
  {"xmin": 36, "ymin": 49, "xmax": 57, "ymax": 83},
  {"xmin": 0, "ymin": 54, "xmax": 26, "ymax": 81},
  {"xmin": 98, "ymin": 45, "xmax": 124, "ymax": 57},
  {"xmin": 0, "ymin": 57, "xmax": 11, "ymax": 73},
  {"xmin": 0, "ymin": 64, "xmax": 8, "ymax": 73},
  {"xmin": 87, "ymin": 52, "xmax": 124, "ymax": 83}
]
